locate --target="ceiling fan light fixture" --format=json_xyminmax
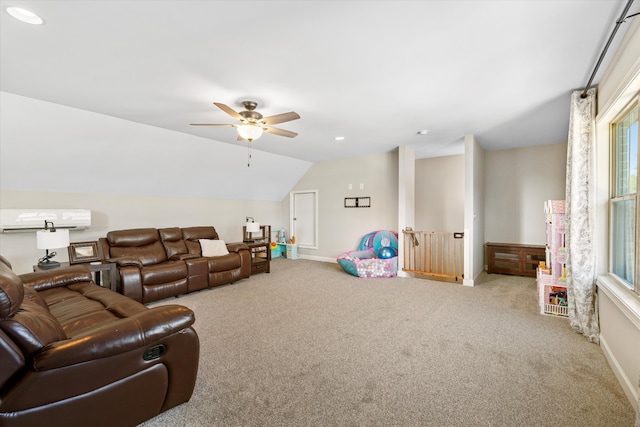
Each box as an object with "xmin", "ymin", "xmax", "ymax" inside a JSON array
[
  {"xmin": 237, "ymin": 124, "xmax": 263, "ymax": 141},
  {"xmin": 5, "ymin": 7, "xmax": 43, "ymax": 25}
]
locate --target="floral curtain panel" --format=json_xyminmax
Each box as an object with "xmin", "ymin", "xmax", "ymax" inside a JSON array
[{"xmin": 565, "ymin": 88, "xmax": 600, "ymax": 343}]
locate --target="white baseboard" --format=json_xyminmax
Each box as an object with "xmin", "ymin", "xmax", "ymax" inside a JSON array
[
  {"xmin": 596, "ymin": 276, "xmax": 640, "ymax": 419},
  {"xmin": 297, "ymin": 254, "xmax": 336, "ymax": 263},
  {"xmin": 600, "ymin": 334, "xmax": 640, "ymax": 416}
]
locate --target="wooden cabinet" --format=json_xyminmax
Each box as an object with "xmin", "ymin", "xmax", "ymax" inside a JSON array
[{"xmin": 486, "ymin": 243, "xmax": 545, "ymax": 277}]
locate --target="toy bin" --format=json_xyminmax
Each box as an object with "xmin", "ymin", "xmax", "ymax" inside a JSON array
[
  {"xmin": 271, "ymin": 243, "xmax": 282, "ymax": 258},
  {"xmin": 286, "ymin": 244, "xmax": 298, "ymax": 260}
]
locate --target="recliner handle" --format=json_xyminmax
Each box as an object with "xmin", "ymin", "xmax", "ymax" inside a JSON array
[{"xmin": 143, "ymin": 344, "xmax": 166, "ymax": 361}]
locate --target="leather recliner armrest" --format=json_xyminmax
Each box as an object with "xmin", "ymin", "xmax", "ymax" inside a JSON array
[
  {"xmin": 169, "ymin": 254, "xmax": 200, "ymax": 261},
  {"xmin": 20, "ymin": 268, "xmax": 94, "ymax": 292},
  {"xmin": 226, "ymin": 243, "xmax": 250, "ymax": 253},
  {"xmin": 33, "ymin": 304, "xmax": 195, "ymax": 371},
  {"xmin": 106, "ymin": 257, "xmax": 143, "ymax": 268}
]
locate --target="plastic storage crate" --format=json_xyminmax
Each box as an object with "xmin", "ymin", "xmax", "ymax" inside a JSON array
[
  {"xmin": 271, "ymin": 244, "xmax": 283, "ymax": 258},
  {"xmin": 286, "ymin": 244, "xmax": 298, "ymax": 260}
]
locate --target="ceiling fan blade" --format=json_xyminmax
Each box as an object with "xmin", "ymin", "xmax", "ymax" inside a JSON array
[
  {"xmin": 262, "ymin": 111, "xmax": 300, "ymax": 125},
  {"xmin": 264, "ymin": 126, "xmax": 298, "ymax": 138},
  {"xmin": 190, "ymin": 123, "xmax": 236, "ymax": 127},
  {"xmin": 213, "ymin": 102, "xmax": 243, "ymax": 120}
]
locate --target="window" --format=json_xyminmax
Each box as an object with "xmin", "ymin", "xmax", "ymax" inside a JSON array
[{"xmin": 610, "ymin": 103, "xmax": 639, "ymax": 293}]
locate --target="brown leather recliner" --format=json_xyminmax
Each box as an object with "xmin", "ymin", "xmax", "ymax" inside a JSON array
[
  {"xmin": 100, "ymin": 228, "xmax": 190, "ymax": 303},
  {"xmin": 100, "ymin": 226, "xmax": 251, "ymax": 304},
  {"xmin": 0, "ymin": 255, "xmax": 199, "ymax": 427},
  {"xmin": 180, "ymin": 226, "xmax": 252, "ymax": 287}
]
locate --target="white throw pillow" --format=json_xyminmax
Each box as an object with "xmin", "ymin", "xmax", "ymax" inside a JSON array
[{"xmin": 199, "ymin": 239, "xmax": 229, "ymax": 257}]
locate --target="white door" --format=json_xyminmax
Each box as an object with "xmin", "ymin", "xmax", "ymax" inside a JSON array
[{"xmin": 290, "ymin": 190, "xmax": 318, "ymax": 249}]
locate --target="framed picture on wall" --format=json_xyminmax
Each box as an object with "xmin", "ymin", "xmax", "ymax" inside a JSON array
[{"xmin": 68, "ymin": 241, "xmax": 101, "ymax": 264}]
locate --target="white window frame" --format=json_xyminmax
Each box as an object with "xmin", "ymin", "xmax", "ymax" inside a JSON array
[
  {"xmin": 594, "ymin": 70, "xmax": 640, "ymax": 333},
  {"xmin": 608, "ymin": 99, "xmax": 640, "ymax": 295}
]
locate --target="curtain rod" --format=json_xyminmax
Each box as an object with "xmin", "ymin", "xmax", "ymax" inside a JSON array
[{"xmin": 580, "ymin": 0, "xmax": 638, "ymax": 98}]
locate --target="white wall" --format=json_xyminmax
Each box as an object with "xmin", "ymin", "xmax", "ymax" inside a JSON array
[
  {"xmin": 415, "ymin": 154, "xmax": 464, "ymax": 232},
  {"xmin": 484, "ymin": 143, "xmax": 567, "ymax": 245},
  {"xmin": 0, "ymin": 92, "xmax": 311, "ymax": 201},
  {"xmin": 397, "ymin": 145, "xmax": 415, "ymax": 278},
  {"xmin": 287, "ymin": 151, "xmax": 399, "ymax": 260}
]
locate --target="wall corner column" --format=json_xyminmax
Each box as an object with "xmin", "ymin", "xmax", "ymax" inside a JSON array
[{"xmin": 398, "ymin": 145, "xmax": 415, "ymax": 278}]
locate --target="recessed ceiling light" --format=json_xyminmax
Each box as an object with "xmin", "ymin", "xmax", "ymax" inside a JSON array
[
  {"xmin": 334, "ymin": 136, "xmax": 345, "ymax": 141},
  {"xmin": 417, "ymin": 130, "xmax": 429, "ymax": 135},
  {"xmin": 6, "ymin": 7, "xmax": 44, "ymax": 25}
]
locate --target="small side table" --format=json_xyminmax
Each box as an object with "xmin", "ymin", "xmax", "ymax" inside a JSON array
[
  {"xmin": 245, "ymin": 241, "xmax": 271, "ymax": 274},
  {"xmin": 232, "ymin": 240, "xmax": 271, "ymax": 275},
  {"xmin": 33, "ymin": 261, "xmax": 119, "ymax": 292}
]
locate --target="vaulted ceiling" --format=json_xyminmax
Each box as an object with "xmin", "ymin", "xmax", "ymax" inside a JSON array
[{"xmin": 2, "ymin": 0, "xmax": 638, "ymax": 165}]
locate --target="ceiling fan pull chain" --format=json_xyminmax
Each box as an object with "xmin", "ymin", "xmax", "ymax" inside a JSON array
[{"xmin": 247, "ymin": 140, "xmax": 251, "ymax": 167}]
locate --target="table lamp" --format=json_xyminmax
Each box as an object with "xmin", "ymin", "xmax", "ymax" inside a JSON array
[
  {"xmin": 244, "ymin": 217, "xmax": 261, "ymax": 242},
  {"xmin": 37, "ymin": 221, "xmax": 70, "ymax": 269}
]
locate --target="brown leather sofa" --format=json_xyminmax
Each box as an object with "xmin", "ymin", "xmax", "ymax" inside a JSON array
[
  {"xmin": 0, "ymin": 255, "xmax": 199, "ymax": 427},
  {"xmin": 99, "ymin": 226, "xmax": 251, "ymax": 303}
]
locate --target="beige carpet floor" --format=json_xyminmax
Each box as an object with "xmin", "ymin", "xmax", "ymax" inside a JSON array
[{"xmin": 140, "ymin": 258, "xmax": 635, "ymax": 426}]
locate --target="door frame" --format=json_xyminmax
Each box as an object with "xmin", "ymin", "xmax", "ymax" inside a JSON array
[{"xmin": 290, "ymin": 190, "xmax": 319, "ymax": 249}]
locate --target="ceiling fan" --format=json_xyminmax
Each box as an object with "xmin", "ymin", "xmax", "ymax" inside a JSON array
[{"xmin": 191, "ymin": 101, "xmax": 300, "ymax": 142}]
